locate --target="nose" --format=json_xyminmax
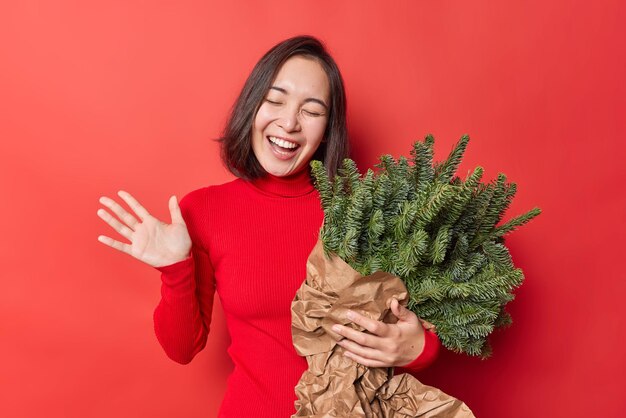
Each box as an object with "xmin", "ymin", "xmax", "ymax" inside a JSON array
[{"xmin": 276, "ymin": 105, "xmax": 301, "ymax": 132}]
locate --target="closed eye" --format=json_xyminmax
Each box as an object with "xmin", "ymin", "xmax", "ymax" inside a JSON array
[{"xmin": 303, "ymin": 110, "xmax": 323, "ymax": 117}]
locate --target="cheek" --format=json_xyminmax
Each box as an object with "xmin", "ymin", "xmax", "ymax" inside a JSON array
[
  {"xmin": 256, "ymin": 104, "xmax": 277, "ymax": 127},
  {"xmin": 251, "ymin": 111, "xmax": 269, "ymax": 153},
  {"xmin": 309, "ymin": 119, "xmax": 328, "ymax": 145}
]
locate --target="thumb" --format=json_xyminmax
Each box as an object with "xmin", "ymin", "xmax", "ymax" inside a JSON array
[
  {"xmin": 169, "ymin": 195, "xmax": 185, "ymax": 225},
  {"xmin": 391, "ymin": 298, "xmax": 410, "ymax": 321}
]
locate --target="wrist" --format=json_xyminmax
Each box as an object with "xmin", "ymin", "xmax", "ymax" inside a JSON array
[
  {"xmin": 171, "ymin": 247, "xmax": 193, "ymax": 263},
  {"xmin": 399, "ymin": 326, "xmax": 426, "ymax": 367},
  {"xmin": 156, "ymin": 251, "xmax": 192, "ymax": 269},
  {"xmin": 396, "ymin": 329, "xmax": 440, "ymax": 372}
]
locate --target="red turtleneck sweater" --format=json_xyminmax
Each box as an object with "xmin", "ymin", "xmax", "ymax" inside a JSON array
[{"xmin": 153, "ymin": 168, "xmax": 440, "ymax": 417}]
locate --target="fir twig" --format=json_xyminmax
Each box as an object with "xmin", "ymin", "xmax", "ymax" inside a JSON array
[{"xmin": 310, "ymin": 134, "xmax": 540, "ymax": 357}]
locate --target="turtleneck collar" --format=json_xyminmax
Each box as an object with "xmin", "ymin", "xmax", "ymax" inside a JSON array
[{"xmin": 247, "ymin": 166, "xmax": 316, "ymax": 198}]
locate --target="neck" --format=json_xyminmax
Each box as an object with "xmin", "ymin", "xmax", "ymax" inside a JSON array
[{"xmin": 248, "ymin": 167, "xmax": 315, "ymax": 197}]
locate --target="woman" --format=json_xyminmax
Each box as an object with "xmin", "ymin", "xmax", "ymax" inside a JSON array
[{"xmin": 97, "ymin": 35, "xmax": 440, "ymax": 417}]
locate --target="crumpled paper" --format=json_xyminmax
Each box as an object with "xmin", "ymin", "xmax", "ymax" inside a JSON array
[{"xmin": 291, "ymin": 238, "xmax": 475, "ymax": 417}]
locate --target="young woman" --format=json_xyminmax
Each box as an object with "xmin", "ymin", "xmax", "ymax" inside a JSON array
[{"xmin": 97, "ymin": 35, "xmax": 440, "ymax": 417}]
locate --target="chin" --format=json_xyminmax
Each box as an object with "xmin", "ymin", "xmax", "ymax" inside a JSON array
[
  {"xmin": 265, "ymin": 169, "xmax": 284, "ymax": 177},
  {"xmin": 261, "ymin": 161, "xmax": 302, "ymax": 177},
  {"xmin": 267, "ymin": 168, "xmax": 297, "ymax": 177}
]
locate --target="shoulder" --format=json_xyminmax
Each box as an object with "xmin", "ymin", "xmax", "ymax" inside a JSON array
[
  {"xmin": 176, "ymin": 180, "xmax": 240, "ymax": 248},
  {"xmin": 178, "ymin": 178, "xmax": 245, "ymax": 215},
  {"xmin": 177, "ymin": 187, "xmax": 208, "ymax": 216}
]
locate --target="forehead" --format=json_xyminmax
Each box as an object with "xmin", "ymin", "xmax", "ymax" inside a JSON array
[{"xmin": 271, "ymin": 55, "xmax": 330, "ymax": 101}]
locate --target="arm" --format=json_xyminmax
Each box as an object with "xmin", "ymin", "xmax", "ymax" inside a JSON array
[
  {"xmin": 96, "ymin": 188, "xmax": 214, "ymax": 364},
  {"xmin": 153, "ymin": 245, "xmax": 216, "ymax": 364},
  {"xmin": 153, "ymin": 190, "xmax": 216, "ymax": 365}
]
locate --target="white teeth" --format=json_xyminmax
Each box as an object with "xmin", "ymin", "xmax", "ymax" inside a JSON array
[{"xmin": 269, "ymin": 136, "xmax": 299, "ymax": 149}]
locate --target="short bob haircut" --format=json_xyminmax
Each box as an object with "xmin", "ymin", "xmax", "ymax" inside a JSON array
[{"xmin": 216, "ymin": 35, "xmax": 349, "ymax": 181}]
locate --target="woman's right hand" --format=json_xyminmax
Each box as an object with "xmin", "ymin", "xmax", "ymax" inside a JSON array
[{"xmin": 97, "ymin": 190, "xmax": 192, "ymax": 268}]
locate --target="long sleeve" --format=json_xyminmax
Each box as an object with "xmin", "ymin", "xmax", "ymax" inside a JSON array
[
  {"xmin": 394, "ymin": 329, "xmax": 441, "ymax": 375},
  {"xmin": 152, "ymin": 190, "xmax": 216, "ymax": 365}
]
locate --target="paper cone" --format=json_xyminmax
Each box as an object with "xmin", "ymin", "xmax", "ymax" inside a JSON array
[{"xmin": 291, "ymin": 238, "xmax": 475, "ymax": 417}]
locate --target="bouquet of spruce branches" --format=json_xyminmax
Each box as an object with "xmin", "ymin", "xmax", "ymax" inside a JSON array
[{"xmin": 309, "ymin": 134, "xmax": 540, "ymax": 357}]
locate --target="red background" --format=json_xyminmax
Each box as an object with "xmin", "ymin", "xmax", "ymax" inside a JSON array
[{"xmin": 1, "ymin": 1, "xmax": 625, "ymax": 417}]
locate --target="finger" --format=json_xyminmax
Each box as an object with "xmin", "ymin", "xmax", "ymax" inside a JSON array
[
  {"xmin": 169, "ymin": 195, "xmax": 185, "ymax": 225},
  {"xmin": 97, "ymin": 234, "xmax": 132, "ymax": 255},
  {"xmin": 99, "ymin": 195, "xmax": 139, "ymax": 229},
  {"xmin": 391, "ymin": 299, "xmax": 421, "ymax": 328},
  {"xmin": 97, "ymin": 208, "xmax": 133, "ymax": 240},
  {"xmin": 390, "ymin": 298, "xmax": 410, "ymax": 321},
  {"xmin": 390, "ymin": 298, "xmax": 402, "ymax": 317},
  {"xmin": 342, "ymin": 350, "xmax": 389, "ymax": 368},
  {"xmin": 419, "ymin": 318, "xmax": 436, "ymax": 332},
  {"xmin": 117, "ymin": 190, "xmax": 151, "ymax": 222},
  {"xmin": 336, "ymin": 338, "xmax": 384, "ymax": 362},
  {"xmin": 346, "ymin": 310, "xmax": 390, "ymax": 337},
  {"xmin": 332, "ymin": 323, "xmax": 382, "ymax": 349}
]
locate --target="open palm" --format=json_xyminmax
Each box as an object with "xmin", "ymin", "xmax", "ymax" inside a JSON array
[{"xmin": 97, "ymin": 190, "xmax": 192, "ymax": 268}]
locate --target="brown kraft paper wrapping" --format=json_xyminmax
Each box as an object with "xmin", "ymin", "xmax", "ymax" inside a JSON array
[{"xmin": 291, "ymin": 238, "xmax": 475, "ymax": 417}]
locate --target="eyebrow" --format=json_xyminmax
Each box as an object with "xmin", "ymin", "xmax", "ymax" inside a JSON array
[{"xmin": 269, "ymin": 86, "xmax": 329, "ymax": 110}]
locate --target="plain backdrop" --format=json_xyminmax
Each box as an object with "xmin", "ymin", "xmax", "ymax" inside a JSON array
[{"xmin": 1, "ymin": 1, "xmax": 625, "ymax": 417}]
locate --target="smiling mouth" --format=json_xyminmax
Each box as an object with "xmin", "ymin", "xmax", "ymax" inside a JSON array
[{"xmin": 267, "ymin": 136, "xmax": 301, "ymax": 155}]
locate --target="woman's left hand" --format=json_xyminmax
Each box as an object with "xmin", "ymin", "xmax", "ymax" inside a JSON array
[{"xmin": 331, "ymin": 298, "xmax": 431, "ymax": 368}]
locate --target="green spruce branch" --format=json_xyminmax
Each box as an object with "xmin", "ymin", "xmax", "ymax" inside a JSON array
[{"xmin": 310, "ymin": 134, "xmax": 541, "ymax": 358}]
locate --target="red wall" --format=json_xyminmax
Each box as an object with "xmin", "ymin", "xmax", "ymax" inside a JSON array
[{"xmin": 1, "ymin": 1, "xmax": 624, "ymax": 417}]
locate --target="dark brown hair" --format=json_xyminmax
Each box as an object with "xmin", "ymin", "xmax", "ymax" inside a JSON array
[{"xmin": 216, "ymin": 35, "xmax": 349, "ymax": 180}]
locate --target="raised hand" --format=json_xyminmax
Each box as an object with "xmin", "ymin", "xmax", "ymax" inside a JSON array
[{"xmin": 97, "ymin": 190, "xmax": 192, "ymax": 268}]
